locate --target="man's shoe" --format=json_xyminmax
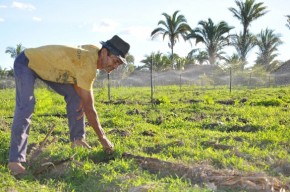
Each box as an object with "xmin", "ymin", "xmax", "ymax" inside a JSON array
[
  {"xmin": 71, "ymin": 138, "xmax": 92, "ymax": 149},
  {"xmin": 8, "ymin": 162, "xmax": 26, "ymax": 176}
]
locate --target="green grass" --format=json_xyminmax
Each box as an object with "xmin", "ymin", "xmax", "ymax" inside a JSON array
[{"xmin": 0, "ymin": 85, "xmax": 289, "ymax": 191}]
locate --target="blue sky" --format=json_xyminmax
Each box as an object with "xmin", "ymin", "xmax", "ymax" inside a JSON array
[{"xmin": 0, "ymin": 0, "xmax": 289, "ymax": 69}]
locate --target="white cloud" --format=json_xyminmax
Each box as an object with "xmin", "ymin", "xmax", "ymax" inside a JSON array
[
  {"xmin": 32, "ymin": 16, "xmax": 41, "ymax": 22},
  {"xmin": 12, "ymin": 1, "xmax": 35, "ymax": 11},
  {"xmin": 92, "ymin": 19, "xmax": 120, "ymax": 32},
  {"xmin": 0, "ymin": 18, "xmax": 4, "ymax": 22},
  {"xmin": 120, "ymin": 26, "xmax": 152, "ymax": 40}
]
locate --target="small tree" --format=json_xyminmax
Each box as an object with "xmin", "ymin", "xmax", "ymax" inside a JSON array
[
  {"xmin": 141, "ymin": 52, "xmax": 171, "ymax": 72},
  {"xmin": 0, "ymin": 67, "xmax": 6, "ymax": 78},
  {"xmin": 194, "ymin": 50, "xmax": 209, "ymax": 65},
  {"xmin": 5, "ymin": 43, "xmax": 25, "ymax": 58},
  {"xmin": 174, "ymin": 54, "xmax": 186, "ymax": 71},
  {"xmin": 255, "ymin": 28, "xmax": 282, "ymax": 71},
  {"xmin": 223, "ymin": 53, "xmax": 243, "ymax": 71},
  {"xmin": 187, "ymin": 18, "xmax": 234, "ymax": 65},
  {"xmin": 229, "ymin": 0, "xmax": 268, "ymax": 68},
  {"xmin": 151, "ymin": 10, "xmax": 191, "ymax": 69},
  {"xmin": 230, "ymin": 32, "xmax": 256, "ymax": 70}
]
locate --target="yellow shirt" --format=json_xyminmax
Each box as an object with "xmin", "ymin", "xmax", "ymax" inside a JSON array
[{"xmin": 24, "ymin": 45, "xmax": 99, "ymax": 90}]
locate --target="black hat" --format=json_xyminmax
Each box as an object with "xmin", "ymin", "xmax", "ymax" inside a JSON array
[{"xmin": 100, "ymin": 35, "xmax": 130, "ymax": 64}]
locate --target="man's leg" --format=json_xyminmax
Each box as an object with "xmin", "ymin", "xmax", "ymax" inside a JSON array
[
  {"xmin": 42, "ymin": 82, "xmax": 85, "ymax": 141},
  {"xmin": 9, "ymin": 52, "xmax": 37, "ymax": 174}
]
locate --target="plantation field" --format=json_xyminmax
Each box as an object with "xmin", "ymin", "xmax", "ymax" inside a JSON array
[{"xmin": 0, "ymin": 85, "xmax": 289, "ymax": 191}]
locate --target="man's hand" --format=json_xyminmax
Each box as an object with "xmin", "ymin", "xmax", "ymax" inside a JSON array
[{"xmin": 100, "ymin": 136, "xmax": 114, "ymax": 154}]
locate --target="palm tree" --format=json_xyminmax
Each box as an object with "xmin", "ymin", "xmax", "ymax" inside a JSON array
[
  {"xmin": 187, "ymin": 49, "xmax": 209, "ymax": 65},
  {"xmin": 172, "ymin": 54, "xmax": 187, "ymax": 71},
  {"xmin": 255, "ymin": 28, "xmax": 282, "ymax": 71},
  {"xmin": 0, "ymin": 67, "xmax": 6, "ymax": 78},
  {"xmin": 187, "ymin": 18, "xmax": 234, "ymax": 65},
  {"xmin": 229, "ymin": 0, "xmax": 267, "ymax": 67},
  {"xmin": 224, "ymin": 53, "xmax": 243, "ymax": 71},
  {"xmin": 123, "ymin": 53, "xmax": 135, "ymax": 77},
  {"xmin": 286, "ymin": 15, "xmax": 290, "ymax": 30},
  {"xmin": 185, "ymin": 49, "xmax": 197, "ymax": 65},
  {"xmin": 141, "ymin": 52, "xmax": 171, "ymax": 72},
  {"xmin": 5, "ymin": 43, "xmax": 25, "ymax": 58},
  {"xmin": 0, "ymin": 67, "xmax": 14, "ymax": 77},
  {"xmin": 151, "ymin": 10, "xmax": 191, "ymax": 69},
  {"xmin": 196, "ymin": 50, "xmax": 209, "ymax": 65},
  {"xmin": 231, "ymin": 32, "xmax": 256, "ymax": 69},
  {"xmin": 125, "ymin": 53, "xmax": 135, "ymax": 65}
]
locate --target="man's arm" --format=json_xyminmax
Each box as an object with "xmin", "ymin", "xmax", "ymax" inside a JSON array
[{"xmin": 73, "ymin": 84, "xmax": 114, "ymax": 153}]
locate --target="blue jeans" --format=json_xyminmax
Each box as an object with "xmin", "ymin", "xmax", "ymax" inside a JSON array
[{"xmin": 9, "ymin": 51, "xmax": 85, "ymax": 162}]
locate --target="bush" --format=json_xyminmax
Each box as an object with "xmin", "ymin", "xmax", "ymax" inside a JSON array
[
  {"xmin": 254, "ymin": 99, "xmax": 283, "ymax": 107},
  {"xmin": 204, "ymin": 95, "xmax": 214, "ymax": 105},
  {"xmin": 154, "ymin": 96, "xmax": 171, "ymax": 105}
]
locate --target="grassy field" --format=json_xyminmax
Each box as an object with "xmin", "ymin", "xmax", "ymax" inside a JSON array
[{"xmin": 0, "ymin": 85, "xmax": 289, "ymax": 191}]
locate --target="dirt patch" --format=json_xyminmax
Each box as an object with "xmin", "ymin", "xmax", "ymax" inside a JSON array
[
  {"xmin": 228, "ymin": 124, "xmax": 262, "ymax": 132},
  {"xmin": 143, "ymin": 145, "xmax": 163, "ymax": 155},
  {"xmin": 217, "ymin": 99, "xmax": 235, "ymax": 105},
  {"xmin": 240, "ymin": 98, "xmax": 248, "ymax": 103},
  {"xmin": 126, "ymin": 108, "xmax": 140, "ymax": 115},
  {"xmin": 141, "ymin": 130, "xmax": 156, "ymax": 137},
  {"xmin": 201, "ymin": 141, "xmax": 234, "ymax": 150},
  {"xmin": 188, "ymin": 99, "xmax": 202, "ymax": 103},
  {"xmin": 103, "ymin": 100, "xmax": 127, "ymax": 105},
  {"xmin": 108, "ymin": 128, "xmax": 131, "ymax": 137},
  {"xmin": 126, "ymin": 108, "xmax": 147, "ymax": 118},
  {"xmin": 0, "ymin": 117, "xmax": 10, "ymax": 131},
  {"xmin": 122, "ymin": 153, "xmax": 289, "ymax": 192},
  {"xmin": 103, "ymin": 100, "xmax": 143, "ymax": 105},
  {"xmin": 128, "ymin": 184, "xmax": 155, "ymax": 192},
  {"xmin": 146, "ymin": 116, "xmax": 164, "ymax": 125},
  {"xmin": 203, "ymin": 123, "xmax": 262, "ymax": 132},
  {"xmin": 271, "ymin": 160, "xmax": 290, "ymax": 177},
  {"xmin": 184, "ymin": 113, "xmax": 207, "ymax": 122}
]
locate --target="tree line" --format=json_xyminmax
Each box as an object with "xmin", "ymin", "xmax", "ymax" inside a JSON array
[
  {"xmin": 144, "ymin": 0, "xmax": 290, "ymax": 73},
  {"xmin": 2, "ymin": 0, "xmax": 290, "ymax": 79}
]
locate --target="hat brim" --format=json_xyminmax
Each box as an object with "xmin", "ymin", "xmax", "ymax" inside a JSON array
[{"xmin": 100, "ymin": 41, "xmax": 127, "ymax": 64}]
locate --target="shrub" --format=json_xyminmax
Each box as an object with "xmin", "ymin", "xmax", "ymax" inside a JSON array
[
  {"xmin": 254, "ymin": 99, "xmax": 283, "ymax": 107},
  {"xmin": 204, "ymin": 95, "xmax": 214, "ymax": 105},
  {"xmin": 154, "ymin": 96, "xmax": 171, "ymax": 105}
]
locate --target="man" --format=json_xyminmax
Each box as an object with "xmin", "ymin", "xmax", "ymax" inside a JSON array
[{"xmin": 8, "ymin": 35, "xmax": 130, "ymax": 175}]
